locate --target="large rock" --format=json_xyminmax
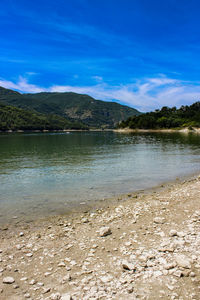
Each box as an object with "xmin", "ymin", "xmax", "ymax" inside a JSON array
[{"xmin": 100, "ymin": 275, "xmax": 113, "ymax": 283}]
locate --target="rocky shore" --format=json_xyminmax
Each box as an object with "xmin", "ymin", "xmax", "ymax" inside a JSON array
[
  {"xmin": 115, "ymin": 127, "xmax": 200, "ymax": 134},
  {"xmin": 1, "ymin": 175, "xmax": 200, "ymax": 299}
]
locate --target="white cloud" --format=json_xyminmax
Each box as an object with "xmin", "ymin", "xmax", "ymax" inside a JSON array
[
  {"xmin": 92, "ymin": 76, "xmax": 103, "ymax": 82},
  {"xmin": 0, "ymin": 76, "xmax": 46, "ymax": 93},
  {"xmin": 0, "ymin": 75, "xmax": 199, "ymax": 111},
  {"xmin": 25, "ymin": 72, "xmax": 38, "ymax": 76}
]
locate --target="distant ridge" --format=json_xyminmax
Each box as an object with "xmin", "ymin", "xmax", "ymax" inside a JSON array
[
  {"xmin": 0, "ymin": 102, "xmax": 89, "ymax": 131},
  {"xmin": 0, "ymin": 86, "xmax": 141, "ymax": 129}
]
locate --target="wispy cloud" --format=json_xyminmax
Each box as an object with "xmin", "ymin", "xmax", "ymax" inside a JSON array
[
  {"xmin": 25, "ymin": 72, "xmax": 38, "ymax": 76},
  {"xmin": 92, "ymin": 76, "xmax": 103, "ymax": 82},
  {"xmin": 0, "ymin": 76, "xmax": 46, "ymax": 93},
  {"xmin": 2, "ymin": 3, "xmax": 134, "ymax": 50},
  {"xmin": 0, "ymin": 75, "xmax": 199, "ymax": 111},
  {"xmin": 0, "ymin": 56, "xmax": 27, "ymax": 64},
  {"xmin": 40, "ymin": 19, "xmax": 136, "ymax": 49}
]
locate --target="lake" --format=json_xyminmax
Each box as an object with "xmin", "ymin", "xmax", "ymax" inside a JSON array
[{"xmin": 0, "ymin": 131, "xmax": 200, "ymax": 224}]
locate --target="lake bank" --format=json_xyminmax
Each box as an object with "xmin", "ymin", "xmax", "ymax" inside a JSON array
[
  {"xmin": 1, "ymin": 127, "xmax": 200, "ymax": 134},
  {"xmin": 1, "ymin": 174, "xmax": 200, "ymax": 299},
  {"xmin": 0, "ymin": 129, "xmax": 113, "ymax": 133},
  {"xmin": 115, "ymin": 127, "xmax": 200, "ymax": 134}
]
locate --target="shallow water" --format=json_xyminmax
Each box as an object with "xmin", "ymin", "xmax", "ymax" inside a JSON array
[{"xmin": 0, "ymin": 131, "xmax": 200, "ymax": 224}]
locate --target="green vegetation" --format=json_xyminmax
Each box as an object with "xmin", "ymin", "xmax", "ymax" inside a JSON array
[
  {"xmin": 118, "ymin": 102, "xmax": 200, "ymax": 129},
  {"xmin": 0, "ymin": 86, "xmax": 140, "ymax": 129},
  {"xmin": 0, "ymin": 103, "xmax": 88, "ymax": 131}
]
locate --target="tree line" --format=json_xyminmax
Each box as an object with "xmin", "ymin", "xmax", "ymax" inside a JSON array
[{"xmin": 118, "ymin": 102, "xmax": 200, "ymax": 129}]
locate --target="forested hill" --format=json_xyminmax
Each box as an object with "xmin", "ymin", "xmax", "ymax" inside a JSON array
[
  {"xmin": 0, "ymin": 86, "xmax": 140, "ymax": 128},
  {"xmin": 118, "ymin": 102, "xmax": 200, "ymax": 129},
  {"xmin": 0, "ymin": 103, "xmax": 88, "ymax": 131}
]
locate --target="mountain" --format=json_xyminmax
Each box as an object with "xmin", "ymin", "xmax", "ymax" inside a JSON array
[
  {"xmin": 0, "ymin": 102, "xmax": 88, "ymax": 131},
  {"xmin": 0, "ymin": 86, "xmax": 141, "ymax": 128},
  {"xmin": 118, "ymin": 102, "xmax": 200, "ymax": 129}
]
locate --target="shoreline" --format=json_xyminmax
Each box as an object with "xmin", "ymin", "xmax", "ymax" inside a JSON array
[
  {"xmin": 1, "ymin": 127, "xmax": 200, "ymax": 134},
  {"xmin": 1, "ymin": 171, "xmax": 199, "ymax": 228},
  {"xmin": 115, "ymin": 127, "xmax": 200, "ymax": 134},
  {"xmin": 1, "ymin": 174, "xmax": 200, "ymax": 299},
  {"xmin": 0, "ymin": 129, "xmax": 114, "ymax": 133}
]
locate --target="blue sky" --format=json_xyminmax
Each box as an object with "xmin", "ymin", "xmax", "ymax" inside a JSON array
[{"xmin": 1, "ymin": 0, "xmax": 200, "ymax": 111}]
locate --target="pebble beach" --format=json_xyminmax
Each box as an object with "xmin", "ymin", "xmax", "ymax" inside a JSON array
[{"xmin": 1, "ymin": 175, "xmax": 200, "ymax": 300}]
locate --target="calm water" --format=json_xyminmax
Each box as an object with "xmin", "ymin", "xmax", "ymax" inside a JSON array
[{"xmin": 0, "ymin": 131, "xmax": 200, "ymax": 224}]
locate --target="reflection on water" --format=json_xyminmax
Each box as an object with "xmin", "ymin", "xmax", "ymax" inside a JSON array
[{"xmin": 0, "ymin": 131, "xmax": 200, "ymax": 223}]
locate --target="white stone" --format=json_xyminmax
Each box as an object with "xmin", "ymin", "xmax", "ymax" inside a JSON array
[
  {"xmin": 122, "ymin": 260, "xmax": 136, "ymax": 270},
  {"xmin": 82, "ymin": 218, "xmax": 89, "ymax": 223},
  {"xmin": 100, "ymin": 275, "xmax": 113, "ymax": 283},
  {"xmin": 125, "ymin": 241, "xmax": 132, "ymax": 246},
  {"xmin": 3, "ymin": 276, "xmax": 15, "ymax": 284},
  {"xmin": 61, "ymin": 294, "xmax": 72, "ymax": 300},
  {"xmin": 26, "ymin": 253, "xmax": 33, "ymax": 257},
  {"xmin": 50, "ymin": 292, "xmax": 61, "ymax": 300},
  {"xmin": 163, "ymin": 270, "xmax": 168, "ymax": 275},
  {"xmin": 163, "ymin": 262, "xmax": 176, "ymax": 270},
  {"xmin": 153, "ymin": 270, "xmax": 162, "ymax": 277},
  {"xmin": 16, "ymin": 244, "xmax": 22, "ymax": 250},
  {"xmin": 62, "ymin": 274, "xmax": 71, "ymax": 283},
  {"xmin": 173, "ymin": 270, "xmax": 182, "ymax": 277},
  {"xmin": 29, "ymin": 279, "xmax": 36, "ymax": 285},
  {"xmin": 70, "ymin": 260, "xmax": 77, "ymax": 266},
  {"xmin": 177, "ymin": 231, "xmax": 185, "ymax": 237},
  {"xmin": 58, "ymin": 261, "xmax": 65, "ymax": 267},
  {"xmin": 169, "ymin": 230, "xmax": 177, "ymax": 237},
  {"xmin": 20, "ymin": 277, "xmax": 28, "ymax": 281},
  {"xmin": 43, "ymin": 287, "xmax": 51, "ymax": 294},
  {"xmin": 175, "ymin": 255, "xmax": 191, "ymax": 269},
  {"xmin": 154, "ymin": 217, "xmax": 165, "ymax": 224},
  {"xmin": 99, "ymin": 227, "xmax": 112, "ymax": 237}
]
